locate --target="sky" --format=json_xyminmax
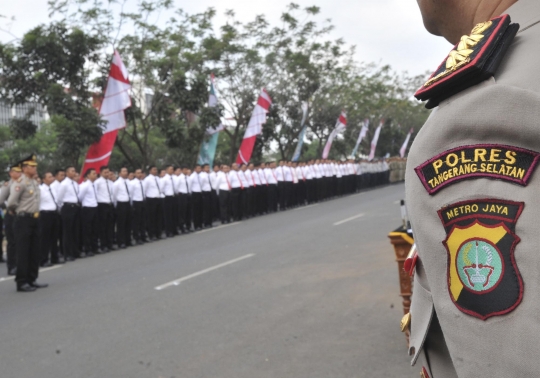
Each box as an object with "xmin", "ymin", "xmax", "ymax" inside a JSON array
[{"xmin": 0, "ymin": 0, "xmax": 453, "ymax": 77}]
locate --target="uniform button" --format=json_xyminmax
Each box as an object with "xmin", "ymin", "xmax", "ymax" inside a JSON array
[{"xmin": 401, "ymin": 312, "xmax": 411, "ymax": 333}]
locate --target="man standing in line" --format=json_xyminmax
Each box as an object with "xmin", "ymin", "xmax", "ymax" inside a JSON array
[
  {"xmin": 257, "ymin": 163, "xmax": 268, "ymax": 215},
  {"xmin": 143, "ymin": 166, "xmax": 163, "ymax": 241},
  {"xmin": 131, "ymin": 168, "xmax": 147, "ymax": 244},
  {"xmin": 229, "ymin": 163, "xmax": 243, "ymax": 221},
  {"xmin": 95, "ymin": 166, "xmax": 115, "ymax": 253},
  {"xmin": 248, "ymin": 163, "xmax": 260, "ymax": 216},
  {"xmin": 39, "ymin": 172, "xmax": 61, "ymax": 266},
  {"xmin": 189, "ymin": 165, "xmax": 204, "ymax": 230},
  {"xmin": 57, "ymin": 166, "xmax": 81, "ymax": 261},
  {"xmin": 209, "ymin": 165, "xmax": 220, "ymax": 222},
  {"xmin": 7, "ymin": 155, "xmax": 47, "ymax": 292},
  {"xmin": 239, "ymin": 164, "xmax": 251, "ymax": 219},
  {"xmin": 200, "ymin": 164, "xmax": 213, "ymax": 228},
  {"xmin": 174, "ymin": 167, "xmax": 190, "ymax": 233},
  {"xmin": 1, "ymin": 164, "xmax": 22, "ymax": 275},
  {"xmin": 113, "ymin": 167, "xmax": 132, "ymax": 248},
  {"xmin": 160, "ymin": 165, "xmax": 177, "ymax": 238},
  {"xmin": 275, "ymin": 160, "xmax": 286, "ymax": 210},
  {"xmin": 182, "ymin": 167, "xmax": 193, "ymax": 232},
  {"xmin": 78, "ymin": 168, "xmax": 99, "ymax": 257},
  {"xmin": 265, "ymin": 161, "xmax": 278, "ymax": 213},
  {"xmin": 215, "ymin": 164, "xmax": 231, "ymax": 224}
]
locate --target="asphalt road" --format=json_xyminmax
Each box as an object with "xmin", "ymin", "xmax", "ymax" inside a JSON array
[{"xmin": 0, "ymin": 183, "xmax": 418, "ymax": 378}]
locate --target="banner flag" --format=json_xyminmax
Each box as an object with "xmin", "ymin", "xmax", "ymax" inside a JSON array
[
  {"xmin": 399, "ymin": 127, "xmax": 414, "ymax": 158},
  {"xmin": 291, "ymin": 102, "xmax": 309, "ymax": 162},
  {"xmin": 321, "ymin": 111, "xmax": 347, "ymax": 159},
  {"xmin": 368, "ymin": 119, "xmax": 384, "ymax": 161},
  {"xmin": 236, "ymin": 89, "xmax": 272, "ymax": 164},
  {"xmin": 351, "ymin": 118, "xmax": 369, "ymax": 157},
  {"xmin": 81, "ymin": 51, "xmax": 131, "ymax": 179},
  {"xmin": 198, "ymin": 74, "xmax": 224, "ymax": 166}
]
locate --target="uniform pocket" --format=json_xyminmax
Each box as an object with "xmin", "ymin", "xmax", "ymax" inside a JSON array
[{"xmin": 409, "ymin": 275, "xmax": 434, "ymax": 366}]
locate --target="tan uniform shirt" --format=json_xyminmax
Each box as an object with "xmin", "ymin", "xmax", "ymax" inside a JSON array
[
  {"xmin": 0, "ymin": 179, "xmax": 13, "ymax": 206},
  {"xmin": 405, "ymin": 1, "xmax": 540, "ymax": 377},
  {"xmin": 6, "ymin": 176, "xmax": 40, "ymax": 214}
]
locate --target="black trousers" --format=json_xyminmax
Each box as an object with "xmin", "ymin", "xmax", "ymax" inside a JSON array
[
  {"xmin": 4, "ymin": 213, "xmax": 17, "ymax": 272},
  {"xmin": 14, "ymin": 216, "xmax": 40, "ymax": 287},
  {"xmin": 164, "ymin": 196, "xmax": 176, "ymax": 236},
  {"xmin": 116, "ymin": 202, "xmax": 132, "ymax": 246},
  {"xmin": 267, "ymin": 184, "xmax": 278, "ymax": 213},
  {"xmin": 230, "ymin": 188, "xmax": 242, "ymax": 221},
  {"xmin": 258, "ymin": 185, "xmax": 267, "ymax": 214},
  {"xmin": 81, "ymin": 206, "xmax": 99, "ymax": 253},
  {"xmin": 191, "ymin": 192, "xmax": 203, "ymax": 229},
  {"xmin": 132, "ymin": 201, "xmax": 146, "ymax": 241},
  {"xmin": 218, "ymin": 190, "xmax": 231, "ymax": 223},
  {"xmin": 98, "ymin": 203, "xmax": 114, "ymax": 249},
  {"xmin": 243, "ymin": 187, "xmax": 252, "ymax": 218},
  {"xmin": 146, "ymin": 198, "xmax": 162, "ymax": 239},
  {"xmin": 177, "ymin": 193, "xmax": 187, "ymax": 231},
  {"xmin": 39, "ymin": 210, "xmax": 60, "ymax": 264},
  {"xmin": 61, "ymin": 204, "xmax": 80, "ymax": 258},
  {"xmin": 202, "ymin": 191, "xmax": 212, "ymax": 227},
  {"xmin": 211, "ymin": 191, "xmax": 220, "ymax": 221},
  {"xmin": 278, "ymin": 182, "xmax": 286, "ymax": 210}
]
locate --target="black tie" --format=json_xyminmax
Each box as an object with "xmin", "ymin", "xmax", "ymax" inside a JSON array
[
  {"xmin": 124, "ymin": 179, "xmax": 131, "ymax": 202},
  {"xmin": 92, "ymin": 182, "xmax": 98, "ymax": 201},
  {"xmin": 71, "ymin": 180, "xmax": 80, "ymax": 204},
  {"xmin": 106, "ymin": 180, "xmax": 113, "ymax": 203},
  {"xmin": 170, "ymin": 175, "xmax": 176, "ymax": 195},
  {"xmin": 154, "ymin": 176, "xmax": 162, "ymax": 196},
  {"xmin": 139, "ymin": 180, "xmax": 145, "ymax": 200},
  {"xmin": 48, "ymin": 185, "xmax": 58, "ymax": 211}
]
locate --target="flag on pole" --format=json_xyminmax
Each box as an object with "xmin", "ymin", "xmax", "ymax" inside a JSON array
[
  {"xmin": 291, "ymin": 102, "xmax": 309, "ymax": 162},
  {"xmin": 236, "ymin": 89, "xmax": 272, "ymax": 164},
  {"xmin": 198, "ymin": 74, "xmax": 224, "ymax": 167},
  {"xmin": 81, "ymin": 51, "xmax": 131, "ymax": 178},
  {"xmin": 368, "ymin": 119, "xmax": 384, "ymax": 161},
  {"xmin": 322, "ymin": 111, "xmax": 347, "ymax": 159},
  {"xmin": 399, "ymin": 128, "xmax": 414, "ymax": 158},
  {"xmin": 350, "ymin": 118, "xmax": 369, "ymax": 157}
]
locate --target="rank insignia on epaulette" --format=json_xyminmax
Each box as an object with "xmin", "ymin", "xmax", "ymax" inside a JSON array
[
  {"xmin": 415, "ymin": 14, "xmax": 520, "ymax": 109},
  {"xmin": 438, "ymin": 199, "xmax": 524, "ymax": 320}
]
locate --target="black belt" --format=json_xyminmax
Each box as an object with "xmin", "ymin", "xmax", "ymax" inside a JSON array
[
  {"xmin": 98, "ymin": 202, "xmax": 113, "ymax": 206},
  {"xmin": 64, "ymin": 202, "xmax": 80, "ymax": 207},
  {"xmin": 17, "ymin": 212, "xmax": 39, "ymax": 219},
  {"xmin": 40, "ymin": 210, "xmax": 57, "ymax": 214}
]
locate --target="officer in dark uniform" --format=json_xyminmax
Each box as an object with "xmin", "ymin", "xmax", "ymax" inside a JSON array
[{"xmin": 6, "ymin": 155, "xmax": 48, "ymax": 292}]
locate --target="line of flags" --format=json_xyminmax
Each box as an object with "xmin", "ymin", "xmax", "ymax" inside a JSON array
[{"xmin": 82, "ymin": 52, "xmax": 415, "ymax": 174}]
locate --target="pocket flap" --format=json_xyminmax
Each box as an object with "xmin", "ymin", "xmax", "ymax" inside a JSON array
[{"xmin": 409, "ymin": 277, "xmax": 434, "ymax": 366}]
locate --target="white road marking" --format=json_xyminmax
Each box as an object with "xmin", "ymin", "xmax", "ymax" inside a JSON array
[
  {"xmin": 333, "ymin": 213, "xmax": 365, "ymax": 226},
  {"xmin": 0, "ymin": 264, "xmax": 63, "ymax": 283},
  {"xmin": 393, "ymin": 200, "xmax": 400, "ymax": 204},
  {"xmin": 155, "ymin": 253, "xmax": 255, "ymax": 291},
  {"xmin": 294, "ymin": 204, "xmax": 319, "ymax": 211},
  {"xmin": 194, "ymin": 222, "xmax": 241, "ymax": 235}
]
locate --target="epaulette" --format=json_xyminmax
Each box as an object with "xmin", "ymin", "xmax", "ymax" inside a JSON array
[
  {"xmin": 415, "ymin": 14, "xmax": 520, "ymax": 109},
  {"xmin": 16, "ymin": 178, "xmax": 22, "ymax": 183}
]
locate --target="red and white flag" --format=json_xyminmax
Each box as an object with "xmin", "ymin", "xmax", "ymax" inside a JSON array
[
  {"xmin": 368, "ymin": 119, "xmax": 384, "ymax": 161},
  {"xmin": 399, "ymin": 128, "xmax": 414, "ymax": 158},
  {"xmin": 322, "ymin": 111, "xmax": 347, "ymax": 159},
  {"xmin": 80, "ymin": 51, "xmax": 131, "ymax": 178},
  {"xmin": 236, "ymin": 89, "xmax": 272, "ymax": 164}
]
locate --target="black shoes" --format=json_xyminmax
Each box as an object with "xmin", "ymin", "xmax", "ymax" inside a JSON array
[
  {"xmin": 8, "ymin": 268, "xmax": 16, "ymax": 276},
  {"xmin": 30, "ymin": 282, "xmax": 49, "ymax": 288},
  {"xmin": 17, "ymin": 284, "xmax": 36, "ymax": 292}
]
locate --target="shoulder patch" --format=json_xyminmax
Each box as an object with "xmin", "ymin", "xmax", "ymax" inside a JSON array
[
  {"xmin": 438, "ymin": 198, "xmax": 524, "ymax": 320},
  {"xmin": 415, "ymin": 14, "xmax": 519, "ymax": 109},
  {"xmin": 415, "ymin": 144, "xmax": 540, "ymax": 195}
]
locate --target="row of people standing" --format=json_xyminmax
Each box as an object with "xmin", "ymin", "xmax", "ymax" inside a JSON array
[{"xmin": 1, "ymin": 157, "xmax": 394, "ymax": 291}]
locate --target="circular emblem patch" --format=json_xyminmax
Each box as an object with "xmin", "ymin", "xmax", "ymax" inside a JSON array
[{"xmin": 456, "ymin": 239, "xmax": 503, "ymax": 293}]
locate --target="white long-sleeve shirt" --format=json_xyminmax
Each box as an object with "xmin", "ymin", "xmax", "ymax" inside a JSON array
[
  {"xmin": 143, "ymin": 174, "xmax": 162, "ymax": 198},
  {"xmin": 174, "ymin": 174, "xmax": 190, "ymax": 194},
  {"xmin": 229, "ymin": 170, "xmax": 243, "ymax": 189},
  {"xmin": 258, "ymin": 169, "xmax": 267, "ymax": 185},
  {"xmin": 209, "ymin": 171, "xmax": 218, "ymax": 190},
  {"xmin": 130, "ymin": 178, "xmax": 145, "ymax": 201},
  {"xmin": 39, "ymin": 183, "xmax": 58, "ymax": 211},
  {"xmin": 160, "ymin": 174, "xmax": 175, "ymax": 196},
  {"xmin": 265, "ymin": 168, "xmax": 278, "ymax": 185},
  {"xmin": 215, "ymin": 171, "xmax": 231, "ymax": 194},
  {"xmin": 94, "ymin": 176, "xmax": 114, "ymax": 204},
  {"xmin": 199, "ymin": 172, "xmax": 212, "ymax": 192},
  {"xmin": 239, "ymin": 170, "xmax": 250, "ymax": 188},
  {"xmin": 113, "ymin": 177, "xmax": 131, "ymax": 203},
  {"xmin": 275, "ymin": 166, "xmax": 285, "ymax": 181},
  {"xmin": 78, "ymin": 180, "xmax": 98, "ymax": 207},
  {"xmin": 189, "ymin": 172, "xmax": 203, "ymax": 193},
  {"xmin": 57, "ymin": 177, "xmax": 80, "ymax": 206}
]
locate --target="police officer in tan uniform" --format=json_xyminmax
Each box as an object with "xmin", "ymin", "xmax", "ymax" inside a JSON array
[
  {"xmin": 404, "ymin": 0, "xmax": 540, "ymax": 377},
  {"xmin": 6, "ymin": 155, "xmax": 48, "ymax": 292},
  {"xmin": 0, "ymin": 163, "xmax": 21, "ymax": 276}
]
